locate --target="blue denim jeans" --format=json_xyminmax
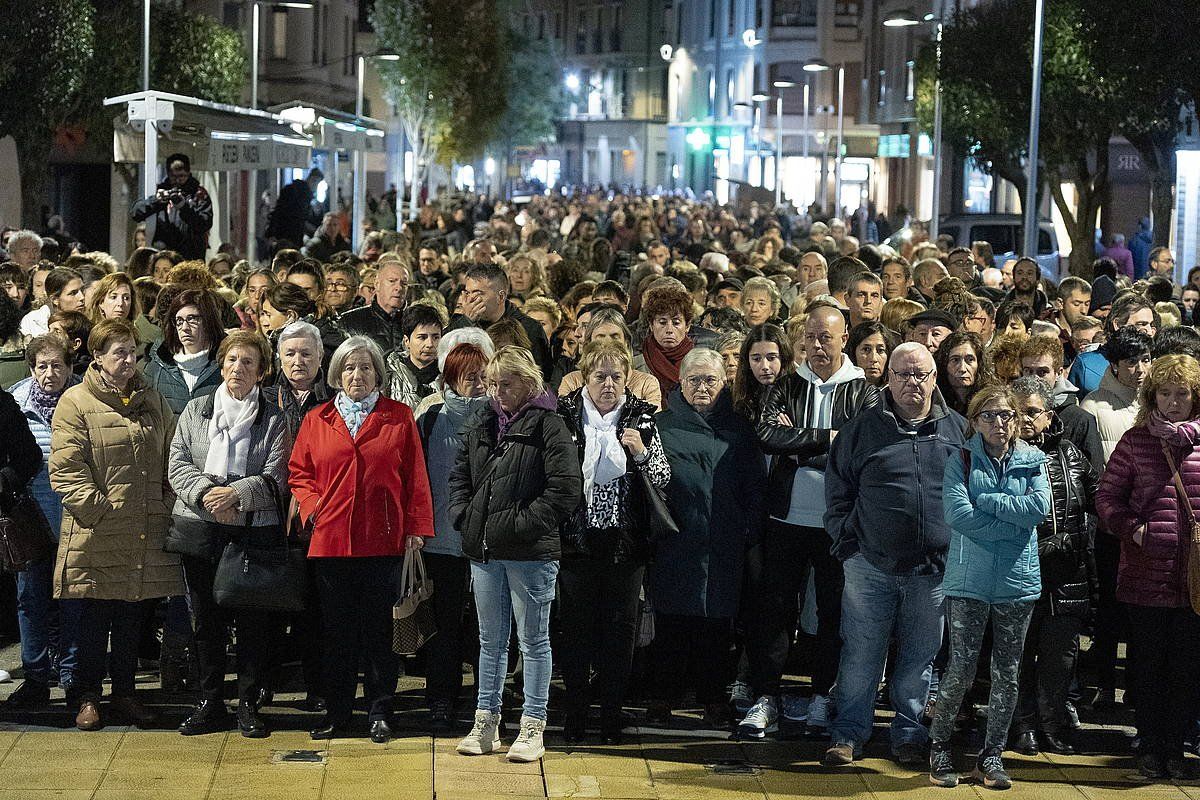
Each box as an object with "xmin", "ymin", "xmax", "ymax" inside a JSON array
[
  {"xmin": 830, "ymin": 553, "xmax": 945, "ymax": 753},
  {"xmin": 470, "ymin": 559, "xmax": 559, "ymax": 721},
  {"xmin": 15, "ymin": 558, "xmax": 56, "ymax": 683}
]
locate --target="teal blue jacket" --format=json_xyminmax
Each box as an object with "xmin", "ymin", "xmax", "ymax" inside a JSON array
[{"xmin": 942, "ymin": 434, "xmax": 1051, "ymax": 603}]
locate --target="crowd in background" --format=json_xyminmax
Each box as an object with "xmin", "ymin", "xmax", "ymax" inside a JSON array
[{"xmin": 3, "ymin": 161, "xmax": 1200, "ymax": 785}]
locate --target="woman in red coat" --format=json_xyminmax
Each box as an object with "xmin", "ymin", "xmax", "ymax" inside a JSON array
[
  {"xmin": 289, "ymin": 335, "xmax": 434, "ymax": 744},
  {"xmin": 1097, "ymin": 354, "xmax": 1200, "ymax": 782}
]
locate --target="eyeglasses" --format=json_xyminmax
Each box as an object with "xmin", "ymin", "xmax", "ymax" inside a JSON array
[
  {"xmin": 684, "ymin": 375, "xmax": 722, "ymax": 390},
  {"xmin": 174, "ymin": 314, "xmax": 203, "ymax": 329},
  {"xmin": 977, "ymin": 410, "xmax": 1016, "ymax": 424},
  {"xmin": 327, "ymin": 282, "xmax": 353, "ymax": 291},
  {"xmin": 889, "ymin": 368, "xmax": 934, "ymax": 384},
  {"xmin": 1020, "ymin": 408, "xmax": 1050, "ymax": 420}
]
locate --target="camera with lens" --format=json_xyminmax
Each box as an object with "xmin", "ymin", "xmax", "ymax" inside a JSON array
[{"xmin": 167, "ymin": 190, "xmax": 186, "ymax": 205}]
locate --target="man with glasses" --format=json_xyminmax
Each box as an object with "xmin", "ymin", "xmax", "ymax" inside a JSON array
[
  {"xmin": 415, "ymin": 247, "xmax": 451, "ymax": 290},
  {"xmin": 1018, "ymin": 336, "xmax": 1103, "ymax": 473},
  {"xmin": 823, "ymin": 342, "xmax": 966, "ymax": 769},
  {"xmin": 4, "ymin": 230, "xmax": 43, "ymax": 273},
  {"xmin": 323, "ymin": 264, "xmax": 360, "ymax": 314},
  {"xmin": 740, "ymin": 307, "xmax": 879, "ymax": 740},
  {"xmin": 1148, "ymin": 246, "xmax": 1178, "ymax": 296}
]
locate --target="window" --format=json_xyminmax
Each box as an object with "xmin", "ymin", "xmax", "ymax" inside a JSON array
[
  {"xmin": 708, "ymin": 0, "xmax": 716, "ymax": 38},
  {"xmin": 771, "ymin": 0, "xmax": 817, "ymax": 26},
  {"xmin": 971, "ymin": 225, "xmax": 1015, "ymax": 254},
  {"xmin": 725, "ymin": 68, "xmax": 735, "ymax": 118},
  {"xmin": 728, "ymin": 0, "xmax": 736, "ymax": 35},
  {"xmin": 707, "ymin": 69, "xmax": 716, "ymax": 116},
  {"xmin": 576, "ymin": 10, "xmax": 587, "ymax": 53},
  {"xmin": 611, "ymin": 6, "xmax": 622, "ymax": 51},
  {"xmin": 272, "ymin": 10, "xmax": 287, "ymax": 59},
  {"xmin": 755, "ymin": 0, "xmax": 762, "ymax": 27},
  {"xmin": 906, "ymin": 61, "xmax": 915, "ymax": 101},
  {"xmin": 593, "ymin": 7, "xmax": 603, "ymax": 52},
  {"xmin": 538, "ymin": 13, "xmax": 545, "ymax": 39}
]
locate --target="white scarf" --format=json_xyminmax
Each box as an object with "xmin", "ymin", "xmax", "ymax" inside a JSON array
[
  {"xmin": 175, "ymin": 349, "xmax": 211, "ymax": 391},
  {"xmin": 581, "ymin": 390, "xmax": 627, "ymax": 504},
  {"xmin": 204, "ymin": 383, "xmax": 260, "ymax": 480}
]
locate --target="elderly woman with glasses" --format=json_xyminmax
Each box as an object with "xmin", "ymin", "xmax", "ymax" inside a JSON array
[
  {"xmin": 647, "ymin": 347, "xmax": 766, "ymax": 729},
  {"xmin": 288, "ymin": 335, "xmax": 434, "ymax": 744},
  {"xmin": 932, "ymin": 384, "xmax": 1050, "ymax": 791}
]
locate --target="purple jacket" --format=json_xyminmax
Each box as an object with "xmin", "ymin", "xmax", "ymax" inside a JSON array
[
  {"xmin": 1101, "ymin": 244, "xmax": 1135, "ymax": 279},
  {"xmin": 1096, "ymin": 424, "xmax": 1198, "ymax": 608}
]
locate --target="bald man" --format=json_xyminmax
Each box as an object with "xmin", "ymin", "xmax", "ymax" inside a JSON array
[{"xmin": 739, "ymin": 305, "xmax": 880, "ymax": 739}]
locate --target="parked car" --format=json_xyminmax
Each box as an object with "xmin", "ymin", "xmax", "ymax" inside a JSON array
[{"xmin": 885, "ymin": 214, "xmax": 1062, "ymax": 281}]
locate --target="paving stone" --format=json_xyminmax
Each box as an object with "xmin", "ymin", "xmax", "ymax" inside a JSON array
[
  {"xmin": 545, "ymin": 773, "xmax": 658, "ymax": 798},
  {"xmin": 437, "ymin": 769, "xmax": 547, "ymax": 795}
]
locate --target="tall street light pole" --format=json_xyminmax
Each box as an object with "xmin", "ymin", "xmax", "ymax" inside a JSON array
[
  {"xmin": 884, "ymin": 8, "xmax": 944, "ymax": 238},
  {"xmin": 142, "ymin": 0, "xmax": 151, "ymax": 92},
  {"xmin": 354, "ymin": 52, "xmax": 400, "ymax": 251},
  {"xmin": 803, "ymin": 60, "xmax": 832, "ymax": 213},
  {"xmin": 834, "ymin": 64, "xmax": 845, "ymax": 218},
  {"xmin": 1023, "ymin": 0, "xmax": 1046, "ymax": 259},
  {"xmin": 772, "ymin": 78, "xmax": 796, "ymax": 208}
]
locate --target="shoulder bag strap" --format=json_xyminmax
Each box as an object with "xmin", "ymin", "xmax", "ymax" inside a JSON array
[{"xmin": 1162, "ymin": 441, "xmax": 1200, "ymax": 532}]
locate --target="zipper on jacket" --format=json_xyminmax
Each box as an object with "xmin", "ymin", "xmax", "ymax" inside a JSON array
[{"xmin": 913, "ymin": 437, "xmax": 924, "ymax": 553}]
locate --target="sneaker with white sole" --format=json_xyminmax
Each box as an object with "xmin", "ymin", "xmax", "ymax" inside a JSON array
[
  {"xmin": 780, "ymin": 694, "xmax": 809, "ymax": 722},
  {"xmin": 729, "ymin": 680, "xmax": 754, "ymax": 715},
  {"xmin": 457, "ymin": 710, "xmax": 501, "ymax": 755},
  {"xmin": 737, "ymin": 695, "xmax": 779, "ymax": 739},
  {"xmin": 506, "ymin": 715, "xmax": 546, "ymax": 762},
  {"xmin": 806, "ymin": 693, "xmax": 831, "ymax": 731}
]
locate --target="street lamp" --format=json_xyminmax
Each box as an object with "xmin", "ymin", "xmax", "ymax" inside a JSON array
[
  {"xmin": 884, "ymin": 9, "xmax": 944, "ymax": 239},
  {"xmin": 565, "ymin": 73, "xmax": 581, "ymax": 92},
  {"xmin": 772, "ymin": 78, "xmax": 796, "ymax": 208},
  {"xmin": 803, "ymin": 59, "xmax": 843, "ymax": 216},
  {"xmin": 1023, "ymin": 0, "xmax": 1046, "ymax": 258},
  {"xmin": 352, "ymin": 51, "xmax": 400, "ymax": 250}
]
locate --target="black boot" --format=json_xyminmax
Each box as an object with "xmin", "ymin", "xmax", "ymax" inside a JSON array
[
  {"xmin": 237, "ymin": 703, "xmax": 268, "ymax": 738},
  {"xmin": 1012, "ymin": 729, "xmax": 1039, "ymax": 756},
  {"xmin": 563, "ymin": 711, "xmax": 587, "ymax": 744},
  {"xmin": 179, "ymin": 699, "xmax": 232, "ymax": 736}
]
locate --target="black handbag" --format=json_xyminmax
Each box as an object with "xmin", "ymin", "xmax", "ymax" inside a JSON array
[
  {"xmin": 0, "ymin": 491, "xmax": 55, "ymax": 572},
  {"xmin": 212, "ymin": 479, "xmax": 309, "ymax": 612},
  {"xmin": 636, "ymin": 468, "xmax": 679, "ymax": 542},
  {"xmin": 164, "ymin": 517, "xmax": 224, "ymax": 561}
]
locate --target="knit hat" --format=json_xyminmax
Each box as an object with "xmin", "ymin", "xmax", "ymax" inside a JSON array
[{"xmin": 1089, "ymin": 274, "xmax": 1117, "ymax": 315}]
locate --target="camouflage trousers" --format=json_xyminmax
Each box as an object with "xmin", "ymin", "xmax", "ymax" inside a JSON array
[{"xmin": 929, "ymin": 597, "xmax": 1035, "ymax": 750}]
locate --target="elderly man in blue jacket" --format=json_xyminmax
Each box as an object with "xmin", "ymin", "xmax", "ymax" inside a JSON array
[{"xmin": 822, "ymin": 342, "xmax": 967, "ymax": 768}]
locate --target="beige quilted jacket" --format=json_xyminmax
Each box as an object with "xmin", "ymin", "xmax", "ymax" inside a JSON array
[{"xmin": 49, "ymin": 367, "xmax": 183, "ymax": 601}]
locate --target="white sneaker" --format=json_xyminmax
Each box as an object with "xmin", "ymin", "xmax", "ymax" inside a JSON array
[
  {"xmin": 457, "ymin": 710, "xmax": 501, "ymax": 755},
  {"xmin": 0, "ymin": 670, "xmax": 10, "ymax": 683},
  {"xmin": 807, "ymin": 694, "xmax": 831, "ymax": 731},
  {"xmin": 738, "ymin": 695, "xmax": 779, "ymax": 739},
  {"xmin": 780, "ymin": 693, "xmax": 810, "ymax": 722},
  {"xmin": 506, "ymin": 715, "xmax": 546, "ymax": 762}
]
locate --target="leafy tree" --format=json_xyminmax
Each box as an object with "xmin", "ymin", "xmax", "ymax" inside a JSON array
[
  {"xmin": 372, "ymin": 0, "xmax": 508, "ymax": 218},
  {"xmin": 484, "ymin": 27, "xmax": 562, "ymax": 189},
  {"xmin": 0, "ymin": 0, "xmax": 94, "ymax": 228}
]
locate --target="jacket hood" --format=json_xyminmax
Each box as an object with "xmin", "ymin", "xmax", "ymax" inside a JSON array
[
  {"xmin": 965, "ymin": 431, "xmax": 1047, "ymax": 469},
  {"xmin": 1050, "ymin": 375, "xmax": 1080, "ymax": 408},
  {"xmin": 796, "ymin": 357, "xmax": 864, "ymax": 387}
]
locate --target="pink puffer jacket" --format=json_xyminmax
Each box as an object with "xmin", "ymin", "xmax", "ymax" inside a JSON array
[{"xmin": 1096, "ymin": 424, "xmax": 1199, "ymax": 608}]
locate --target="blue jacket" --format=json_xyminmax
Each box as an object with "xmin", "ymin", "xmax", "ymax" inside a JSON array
[
  {"xmin": 142, "ymin": 342, "xmax": 221, "ymax": 415},
  {"xmin": 9, "ymin": 376, "xmax": 79, "ymax": 536},
  {"xmin": 942, "ymin": 434, "xmax": 1051, "ymax": 603}
]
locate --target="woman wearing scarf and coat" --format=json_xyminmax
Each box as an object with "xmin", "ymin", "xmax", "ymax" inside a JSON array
[
  {"xmin": 289, "ymin": 335, "xmax": 434, "ymax": 744},
  {"xmin": 168, "ymin": 331, "xmax": 289, "ymax": 739},
  {"xmin": 634, "ymin": 285, "xmax": 696, "ymax": 398},
  {"xmin": 558, "ymin": 339, "xmax": 671, "ymax": 744},
  {"xmin": 1097, "ymin": 354, "xmax": 1200, "ymax": 782}
]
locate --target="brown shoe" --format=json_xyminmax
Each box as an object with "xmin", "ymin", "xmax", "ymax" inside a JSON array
[
  {"xmin": 110, "ymin": 695, "xmax": 157, "ymax": 727},
  {"xmin": 76, "ymin": 698, "xmax": 102, "ymax": 731},
  {"xmin": 823, "ymin": 742, "xmax": 857, "ymax": 766}
]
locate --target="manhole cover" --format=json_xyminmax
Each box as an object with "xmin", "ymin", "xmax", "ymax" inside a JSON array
[
  {"xmin": 706, "ymin": 760, "xmax": 762, "ymax": 775},
  {"xmin": 272, "ymin": 750, "xmax": 327, "ymax": 764}
]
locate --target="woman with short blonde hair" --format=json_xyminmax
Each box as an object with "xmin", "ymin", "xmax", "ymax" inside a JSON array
[{"xmin": 880, "ymin": 297, "xmax": 925, "ymax": 334}]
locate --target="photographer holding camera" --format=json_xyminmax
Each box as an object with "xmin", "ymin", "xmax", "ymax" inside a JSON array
[{"xmin": 131, "ymin": 153, "xmax": 213, "ymax": 260}]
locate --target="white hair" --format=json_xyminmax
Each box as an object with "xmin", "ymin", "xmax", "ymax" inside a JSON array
[
  {"xmin": 437, "ymin": 326, "xmax": 496, "ymax": 372},
  {"xmin": 890, "ymin": 341, "xmax": 935, "ymax": 369},
  {"xmin": 328, "ymin": 335, "xmax": 389, "ymax": 390},
  {"xmin": 698, "ymin": 252, "xmax": 730, "ymax": 274},
  {"xmin": 277, "ymin": 320, "xmax": 323, "ymax": 354},
  {"xmin": 7, "ymin": 229, "xmax": 42, "ymax": 252},
  {"xmin": 679, "ymin": 347, "xmax": 725, "ymax": 379},
  {"xmin": 981, "ymin": 267, "xmax": 1003, "ymax": 288}
]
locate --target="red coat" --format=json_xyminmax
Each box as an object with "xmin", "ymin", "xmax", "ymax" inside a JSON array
[
  {"xmin": 1097, "ymin": 424, "xmax": 1199, "ymax": 608},
  {"xmin": 289, "ymin": 396, "xmax": 434, "ymax": 558}
]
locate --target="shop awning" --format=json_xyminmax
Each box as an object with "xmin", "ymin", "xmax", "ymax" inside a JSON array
[{"xmin": 269, "ymin": 102, "xmax": 386, "ymax": 153}]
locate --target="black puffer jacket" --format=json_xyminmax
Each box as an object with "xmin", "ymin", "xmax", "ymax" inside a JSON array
[
  {"xmin": 449, "ymin": 394, "xmax": 582, "ymax": 562},
  {"xmin": 558, "ymin": 388, "xmax": 667, "ymax": 564},
  {"xmin": 0, "ymin": 387, "xmax": 42, "ymax": 497},
  {"xmin": 1032, "ymin": 416, "xmax": 1099, "ymax": 617},
  {"xmin": 339, "ymin": 302, "xmax": 405, "ymax": 352},
  {"xmin": 757, "ymin": 367, "xmax": 880, "ymax": 519}
]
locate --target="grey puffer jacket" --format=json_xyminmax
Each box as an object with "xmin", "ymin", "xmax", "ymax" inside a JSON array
[{"xmin": 167, "ymin": 389, "xmax": 290, "ymax": 536}]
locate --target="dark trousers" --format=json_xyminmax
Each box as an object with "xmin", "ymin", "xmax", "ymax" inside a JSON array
[
  {"xmin": 61, "ymin": 598, "xmax": 149, "ymax": 700},
  {"xmin": 422, "ymin": 552, "xmax": 471, "ymax": 705},
  {"xmin": 1015, "ymin": 601, "xmax": 1083, "ymax": 735},
  {"xmin": 1124, "ymin": 603, "xmax": 1200, "ymax": 757},
  {"xmin": 314, "ymin": 556, "xmax": 400, "ymax": 724},
  {"xmin": 748, "ymin": 519, "xmax": 843, "ymax": 696},
  {"xmin": 558, "ymin": 559, "xmax": 644, "ymax": 716},
  {"xmin": 1091, "ymin": 532, "xmax": 1125, "ymax": 692},
  {"xmin": 651, "ymin": 614, "xmax": 732, "ymax": 707},
  {"xmin": 264, "ymin": 560, "xmax": 324, "ymax": 697},
  {"xmin": 182, "ymin": 555, "xmax": 271, "ymax": 705}
]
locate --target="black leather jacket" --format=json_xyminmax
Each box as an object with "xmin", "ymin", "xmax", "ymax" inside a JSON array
[
  {"xmin": 756, "ymin": 367, "xmax": 880, "ymax": 520},
  {"xmin": 338, "ymin": 301, "xmax": 405, "ymax": 352},
  {"xmin": 1033, "ymin": 417, "xmax": 1100, "ymax": 617}
]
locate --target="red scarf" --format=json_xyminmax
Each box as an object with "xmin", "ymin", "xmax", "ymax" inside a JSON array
[{"xmin": 641, "ymin": 334, "xmax": 694, "ymax": 398}]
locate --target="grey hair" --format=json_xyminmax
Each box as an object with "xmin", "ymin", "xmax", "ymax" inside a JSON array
[
  {"xmin": 1010, "ymin": 375, "xmax": 1053, "ymax": 408},
  {"xmin": 7, "ymin": 229, "xmax": 43, "ymax": 252},
  {"xmin": 327, "ymin": 335, "xmax": 389, "ymax": 390},
  {"xmin": 699, "ymin": 252, "xmax": 730, "ymax": 273},
  {"xmin": 437, "ymin": 326, "xmax": 495, "ymax": 372},
  {"xmin": 276, "ymin": 320, "xmax": 323, "ymax": 354},
  {"xmin": 679, "ymin": 347, "xmax": 725, "ymax": 380},
  {"xmin": 584, "ymin": 306, "xmax": 632, "ymax": 343}
]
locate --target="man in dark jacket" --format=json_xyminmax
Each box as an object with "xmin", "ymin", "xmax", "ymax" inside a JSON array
[
  {"xmin": 823, "ymin": 342, "xmax": 967, "ymax": 768},
  {"xmin": 302, "ymin": 213, "xmax": 351, "ymax": 262},
  {"xmin": 268, "ymin": 169, "xmax": 323, "ymax": 250},
  {"xmin": 740, "ymin": 307, "xmax": 879, "ymax": 738},
  {"xmin": 338, "ymin": 262, "xmax": 408, "ymax": 352},
  {"xmin": 1018, "ymin": 336, "xmax": 1103, "ymax": 473},
  {"xmin": 1004, "ymin": 257, "xmax": 1051, "ymax": 319},
  {"xmin": 130, "ymin": 153, "xmax": 213, "ymax": 260},
  {"xmin": 446, "ymin": 263, "xmax": 552, "ymax": 378}
]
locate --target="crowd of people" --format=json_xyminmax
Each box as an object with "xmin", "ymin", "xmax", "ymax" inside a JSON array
[{"xmin": 3, "ymin": 171, "xmax": 1200, "ymax": 787}]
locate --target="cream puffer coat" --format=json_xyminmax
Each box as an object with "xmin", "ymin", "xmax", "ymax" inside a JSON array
[{"xmin": 49, "ymin": 366, "xmax": 183, "ymax": 601}]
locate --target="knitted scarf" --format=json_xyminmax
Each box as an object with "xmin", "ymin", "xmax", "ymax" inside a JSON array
[
  {"xmin": 1146, "ymin": 409, "xmax": 1200, "ymax": 448},
  {"xmin": 640, "ymin": 334, "xmax": 694, "ymax": 398}
]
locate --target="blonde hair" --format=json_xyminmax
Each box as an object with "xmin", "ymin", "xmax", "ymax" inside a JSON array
[
  {"xmin": 965, "ymin": 383, "xmax": 1019, "ymax": 446},
  {"xmin": 1135, "ymin": 354, "xmax": 1200, "ymax": 427},
  {"xmin": 880, "ymin": 297, "xmax": 925, "ymax": 333},
  {"xmin": 485, "ymin": 345, "xmax": 544, "ymax": 399},
  {"xmin": 1155, "ymin": 301, "xmax": 1182, "ymax": 329},
  {"xmin": 577, "ymin": 339, "xmax": 633, "ymax": 378},
  {"xmin": 524, "ymin": 296, "xmax": 562, "ymax": 328},
  {"xmin": 85, "ymin": 272, "xmax": 140, "ymax": 323},
  {"xmin": 506, "ymin": 254, "xmax": 549, "ymax": 298}
]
